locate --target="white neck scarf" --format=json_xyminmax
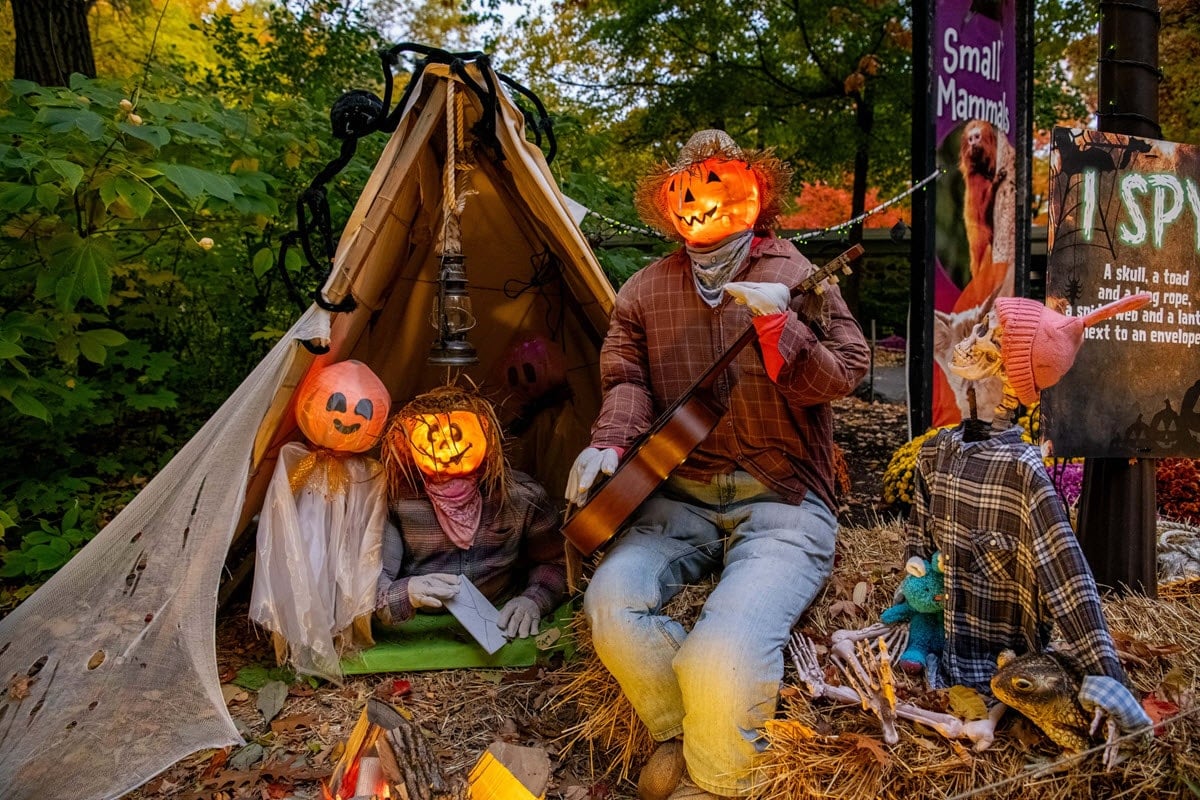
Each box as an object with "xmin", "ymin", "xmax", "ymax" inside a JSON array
[{"xmin": 686, "ymin": 230, "xmax": 754, "ymax": 307}]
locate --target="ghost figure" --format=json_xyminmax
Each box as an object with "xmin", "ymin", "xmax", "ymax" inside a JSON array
[{"xmin": 250, "ymin": 360, "xmax": 392, "ymax": 682}]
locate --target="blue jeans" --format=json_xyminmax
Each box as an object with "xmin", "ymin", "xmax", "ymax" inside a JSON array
[{"xmin": 583, "ymin": 471, "xmax": 837, "ymax": 796}]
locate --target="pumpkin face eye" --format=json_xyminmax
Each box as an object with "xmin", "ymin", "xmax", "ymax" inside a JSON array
[
  {"xmin": 707, "ymin": 170, "xmax": 720, "ymax": 183},
  {"xmin": 295, "ymin": 361, "xmax": 390, "ymax": 453}
]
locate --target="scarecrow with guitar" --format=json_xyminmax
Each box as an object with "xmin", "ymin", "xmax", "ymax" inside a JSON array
[{"xmin": 564, "ymin": 131, "xmax": 870, "ymax": 800}]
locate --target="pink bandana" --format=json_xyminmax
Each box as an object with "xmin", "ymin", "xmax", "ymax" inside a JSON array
[{"xmin": 422, "ymin": 474, "xmax": 483, "ymax": 549}]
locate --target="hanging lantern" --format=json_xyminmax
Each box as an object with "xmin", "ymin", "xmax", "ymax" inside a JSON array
[
  {"xmin": 295, "ymin": 360, "xmax": 390, "ymax": 453},
  {"xmin": 428, "ymin": 254, "xmax": 478, "ymax": 366},
  {"xmin": 662, "ymin": 157, "xmax": 761, "ymax": 247},
  {"xmin": 401, "ymin": 410, "xmax": 490, "ymax": 479}
]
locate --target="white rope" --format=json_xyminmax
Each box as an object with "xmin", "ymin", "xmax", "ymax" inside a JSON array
[{"xmin": 439, "ymin": 82, "xmax": 460, "ymax": 255}]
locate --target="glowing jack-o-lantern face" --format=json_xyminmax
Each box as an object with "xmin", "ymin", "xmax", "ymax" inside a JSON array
[
  {"xmin": 295, "ymin": 360, "xmax": 390, "ymax": 453},
  {"xmin": 402, "ymin": 411, "xmax": 489, "ymax": 480},
  {"xmin": 663, "ymin": 157, "xmax": 761, "ymax": 246}
]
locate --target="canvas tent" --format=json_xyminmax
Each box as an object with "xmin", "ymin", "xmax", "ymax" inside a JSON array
[{"xmin": 0, "ymin": 60, "xmax": 615, "ymax": 799}]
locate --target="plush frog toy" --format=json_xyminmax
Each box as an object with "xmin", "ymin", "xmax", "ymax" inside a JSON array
[{"xmin": 881, "ymin": 552, "xmax": 946, "ymax": 677}]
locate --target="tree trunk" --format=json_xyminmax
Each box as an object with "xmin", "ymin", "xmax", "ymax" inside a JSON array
[
  {"xmin": 844, "ymin": 91, "xmax": 875, "ymax": 319},
  {"xmin": 11, "ymin": 0, "xmax": 96, "ymax": 87}
]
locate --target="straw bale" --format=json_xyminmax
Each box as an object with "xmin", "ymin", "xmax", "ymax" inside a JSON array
[{"xmin": 553, "ymin": 521, "xmax": 1200, "ymax": 800}]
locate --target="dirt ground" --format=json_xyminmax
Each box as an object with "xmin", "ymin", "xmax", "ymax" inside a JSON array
[{"xmin": 124, "ymin": 393, "xmax": 911, "ymax": 800}]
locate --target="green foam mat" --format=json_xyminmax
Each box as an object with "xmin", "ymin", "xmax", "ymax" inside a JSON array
[{"xmin": 340, "ymin": 600, "xmax": 577, "ymax": 674}]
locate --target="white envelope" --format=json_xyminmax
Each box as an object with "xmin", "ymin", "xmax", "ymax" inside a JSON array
[{"xmin": 444, "ymin": 575, "xmax": 508, "ymax": 654}]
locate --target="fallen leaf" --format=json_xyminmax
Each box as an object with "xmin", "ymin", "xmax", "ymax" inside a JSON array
[
  {"xmin": 257, "ymin": 680, "xmax": 288, "ymax": 723},
  {"xmin": 202, "ymin": 748, "xmax": 230, "ymax": 779},
  {"xmin": 947, "ymin": 685, "xmax": 988, "ymax": 721},
  {"xmin": 271, "ymin": 713, "xmax": 317, "ymax": 734},
  {"xmin": 828, "ymin": 599, "xmax": 860, "ymax": 620},
  {"xmin": 852, "ymin": 581, "xmax": 870, "ymax": 606},
  {"xmin": 842, "ymin": 732, "xmax": 890, "ymax": 767},
  {"xmin": 220, "ymin": 683, "xmax": 248, "ymax": 705},
  {"xmin": 1142, "ymin": 692, "xmax": 1179, "ymax": 735},
  {"xmin": 228, "ymin": 742, "xmax": 265, "ymax": 770}
]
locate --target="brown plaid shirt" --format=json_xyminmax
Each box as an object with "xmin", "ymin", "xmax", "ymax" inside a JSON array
[
  {"xmin": 905, "ymin": 426, "xmax": 1125, "ymax": 689},
  {"xmin": 590, "ymin": 236, "xmax": 870, "ymax": 512}
]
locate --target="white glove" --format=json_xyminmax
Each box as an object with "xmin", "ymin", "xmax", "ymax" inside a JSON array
[
  {"xmin": 407, "ymin": 573, "xmax": 461, "ymax": 609},
  {"xmin": 724, "ymin": 281, "xmax": 791, "ymax": 316},
  {"xmin": 498, "ymin": 596, "xmax": 541, "ymax": 639},
  {"xmin": 565, "ymin": 446, "xmax": 620, "ymax": 506}
]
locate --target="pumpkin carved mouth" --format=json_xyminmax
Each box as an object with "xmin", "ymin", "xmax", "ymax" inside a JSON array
[
  {"xmin": 673, "ymin": 205, "xmax": 718, "ymax": 227},
  {"xmin": 439, "ymin": 443, "xmax": 474, "ymax": 466},
  {"xmin": 332, "ymin": 419, "xmax": 362, "ymax": 435}
]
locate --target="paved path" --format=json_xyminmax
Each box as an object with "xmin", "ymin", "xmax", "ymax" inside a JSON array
[{"xmin": 857, "ymin": 364, "xmax": 907, "ymax": 405}]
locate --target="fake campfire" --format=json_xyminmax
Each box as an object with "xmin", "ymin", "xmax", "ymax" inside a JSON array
[{"xmin": 325, "ymin": 699, "xmax": 550, "ymax": 800}]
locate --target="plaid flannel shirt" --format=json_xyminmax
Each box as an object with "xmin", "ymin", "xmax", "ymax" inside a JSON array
[
  {"xmin": 905, "ymin": 426, "xmax": 1125, "ymax": 689},
  {"xmin": 376, "ymin": 471, "xmax": 566, "ymax": 624},
  {"xmin": 590, "ymin": 236, "xmax": 870, "ymax": 512}
]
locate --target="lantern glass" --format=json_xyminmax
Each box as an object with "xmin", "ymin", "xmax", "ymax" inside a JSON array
[{"xmin": 428, "ymin": 255, "xmax": 478, "ymax": 366}]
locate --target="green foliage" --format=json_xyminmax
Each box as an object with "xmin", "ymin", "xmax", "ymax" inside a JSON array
[{"xmin": 0, "ymin": 2, "xmax": 389, "ymax": 591}]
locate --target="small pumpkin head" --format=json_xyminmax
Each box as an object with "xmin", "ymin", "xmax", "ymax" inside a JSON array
[
  {"xmin": 663, "ymin": 157, "xmax": 761, "ymax": 246},
  {"xmin": 383, "ymin": 385, "xmax": 507, "ymax": 496},
  {"xmin": 401, "ymin": 411, "xmax": 490, "ymax": 479},
  {"xmin": 295, "ymin": 360, "xmax": 390, "ymax": 453}
]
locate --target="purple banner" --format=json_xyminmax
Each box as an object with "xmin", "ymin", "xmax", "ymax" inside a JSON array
[{"xmin": 929, "ymin": 0, "xmax": 1018, "ymax": 427}]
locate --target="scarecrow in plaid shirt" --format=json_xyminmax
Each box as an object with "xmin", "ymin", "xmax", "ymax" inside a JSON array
[
  {"xmin": 565, "ymin": 130, "xmax": 871, "ymax": 800},
  {"xmin": 928, "ymin": 294, "xmax": 1154, "ymax": 748},
  {"xmin": 374, "ymin": 386, "xmax": 566, "ymax": 640}
]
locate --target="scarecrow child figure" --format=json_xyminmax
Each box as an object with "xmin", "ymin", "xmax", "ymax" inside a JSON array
[
  {"xmin": 905, "ymin": 293, "xmax": 1155, "ymax": 744},
  {"xmin": 376, "ymin": 386, "xmax": 566, "ymax": 639},
  {"xmin": 250, "ymin": 359, "xmax": 391, "ymax": 682},
  {"xmin": 566, "ymin": 130, "xmax": 869, "ymax": 800}
]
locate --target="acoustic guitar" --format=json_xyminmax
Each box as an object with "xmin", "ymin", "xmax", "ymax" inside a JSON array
[{"xmin": 563, "ymin": 243, "xmax": 865, "ymax": 555}]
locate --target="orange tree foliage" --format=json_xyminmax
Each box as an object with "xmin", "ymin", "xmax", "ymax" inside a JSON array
[{"xmin": 779, "ymin": 181, "xmax": 910, "ymax": 231}]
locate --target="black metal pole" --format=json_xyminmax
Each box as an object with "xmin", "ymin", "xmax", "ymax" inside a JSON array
[
  {"xmin": 909, "ymin": 0, "xmax": 935, "ymax": 438},
  {"xmin": 1076, "ymin": 0, "xmax": 1161, "ymax": 597}
]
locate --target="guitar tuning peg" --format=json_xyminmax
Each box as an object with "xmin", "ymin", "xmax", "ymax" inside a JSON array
[
  {"xmin": 815, "ymin": 284, "xmax": 826, "ymax": 295},
  {"xmin": 829, "ymin": 276, "xmax": 839, "ymax": 284},
  {"xmin": 844, "ymin": 266, "xmax": 853, "ymax": 275}
]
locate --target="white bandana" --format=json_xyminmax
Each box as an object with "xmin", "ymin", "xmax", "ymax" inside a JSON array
[{"xmin": 687, "ymin": 230, "xmax": 754, "ymax": 307}]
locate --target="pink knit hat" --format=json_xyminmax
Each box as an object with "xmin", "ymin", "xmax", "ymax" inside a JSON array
[{"xmin": 994, "ymin": 293, "xmax": 1152, "ymax": 405}]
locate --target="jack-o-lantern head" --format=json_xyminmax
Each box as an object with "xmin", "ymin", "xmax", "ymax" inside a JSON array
[
  {"xmin": 382, "ymin": 385, "xmax": 507, "ymax": 498},
  {"xmin": 495, "ymin": 334, "xmax": 567, "ymax": 404},
  {"xmin": 295, "ymin": 360, "xmax": 390, "ymax": 453},
  {"xmin": 636, "ymin": 130, "xmax": 793, "ymax": 246}
]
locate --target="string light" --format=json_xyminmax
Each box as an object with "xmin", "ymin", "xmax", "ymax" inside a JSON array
[
  {"xmin": 580, "ymin": 169, "xmax": 943, "ymax": 246},
  {"xmin": 790, "ymin": 169, "xmax": 942, "ymax": 243}
]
